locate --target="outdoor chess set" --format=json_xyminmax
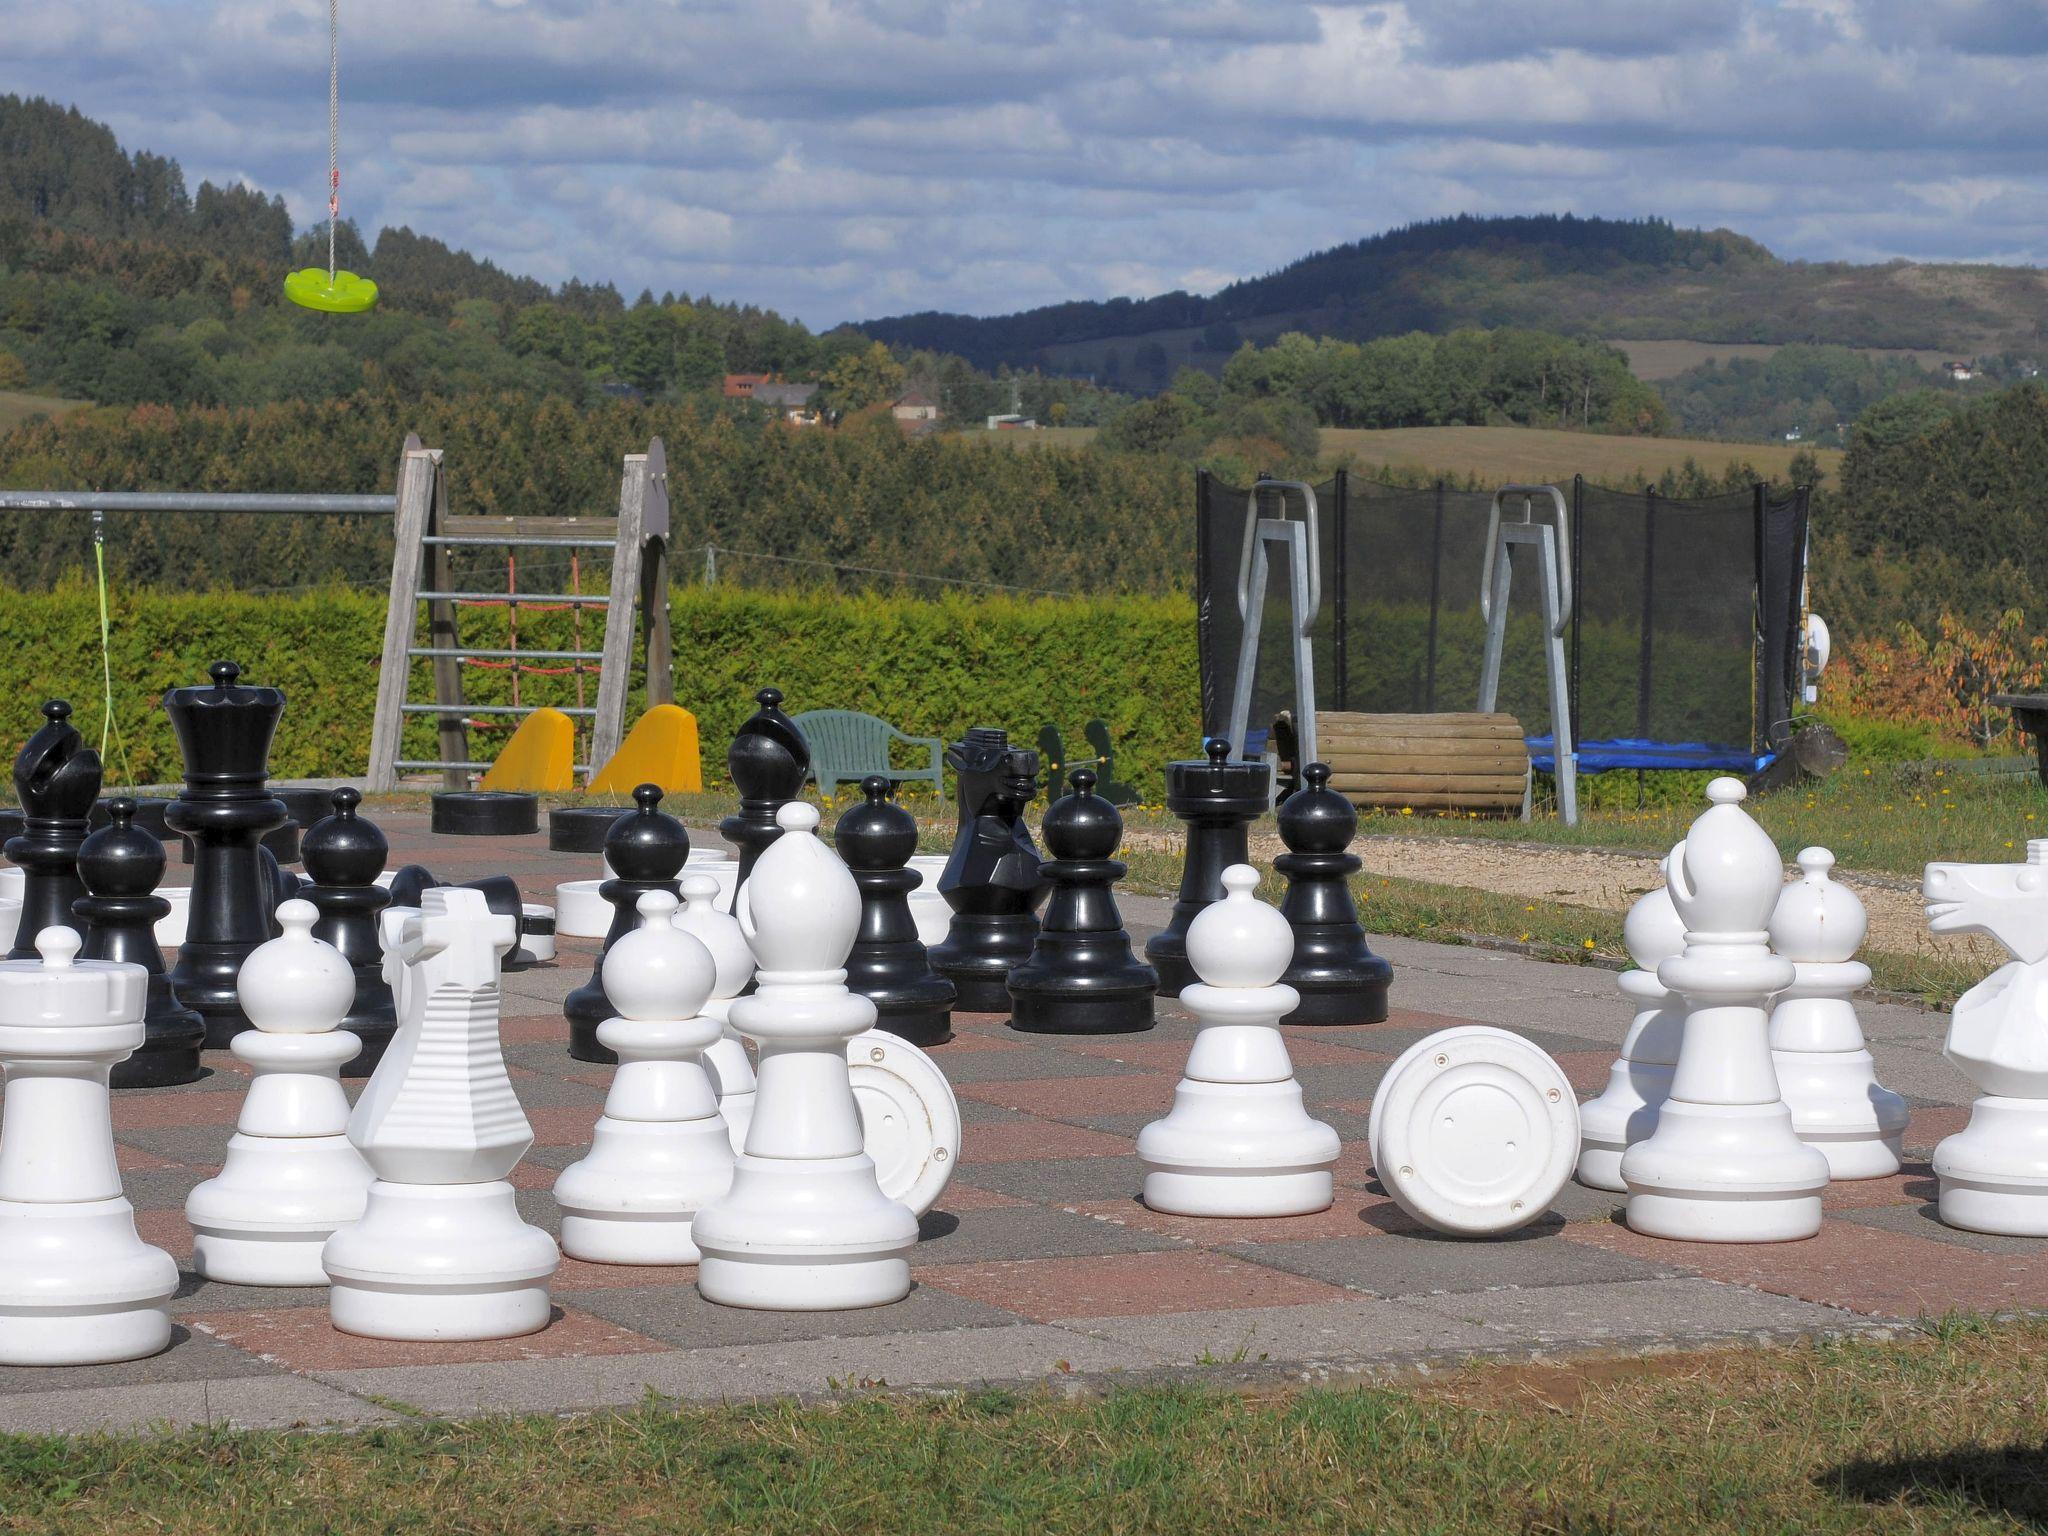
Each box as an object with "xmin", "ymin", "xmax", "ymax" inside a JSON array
[{"xmin": 0, "ymin": 664, "xmax": 2042, "ymax": 1369}]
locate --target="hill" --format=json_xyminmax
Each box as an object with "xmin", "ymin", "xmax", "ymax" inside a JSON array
[{"xmin": 860, "ymin": 214, "xmax": 2048, "ymax": 383}]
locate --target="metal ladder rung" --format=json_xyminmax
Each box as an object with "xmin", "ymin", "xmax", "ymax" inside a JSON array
[
  {"xmin": 422, "ymin": 535, "xmax": 618, "ymax": 550},
  {"xmin": 399, "ymin": 704, "xmax": 596, "ymax": 719},
  {"xmin": 396, "ymin": 759, "xmax": 594, "ymax": 773},
  {"xmin": 417, "ymin": 591, "xmax": 610, "ymax": 605},
  {"xmin": 405, "ymin": 647, "xmax": 604, "ymax": 661}
]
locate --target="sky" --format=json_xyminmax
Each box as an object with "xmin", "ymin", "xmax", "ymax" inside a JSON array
[{"xmin": 3, "ymin": 0, "xmax": 2045, "ymax": 329}]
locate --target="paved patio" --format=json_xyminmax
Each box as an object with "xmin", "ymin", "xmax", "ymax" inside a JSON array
[{"xmin": 0, "ymin": 810, "xmax": 2030, "ymax": 1436}]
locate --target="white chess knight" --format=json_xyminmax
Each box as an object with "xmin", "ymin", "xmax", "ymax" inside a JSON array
[
  {"xmin": 1769, "ymin": 848, "xmax": 1907, "ymax": 1179},
  {"xmin": 1926, "ymin": 841, "xmax": 2048, "ymax": 1234},
  {"xmin": 692, "ymin": 802, "xmax": 918, "ymax": 1309},
  {"xmin": 1138, "ymin": 864, "xmax": 1340, "ymax": 1217},
  {"xmin": 1621, "ymin": 778, "xmax": 1829, "ymax": 1242},
  {"xmin": 555, "ymin": 890, "xmax": 734, "ymax": 1263},
  {"xmin": 674, "ymin": 872, "xmax": 759, "ymax": 1154},
  {"xmin": 1576, "ymin": 857, "xmax": 1687, "ymax": 1191},
  {"xmin": 186, "ymin": 901, "xmax": 375, "ymax": 1284},
  {"xmin": 0, "ymin": 928, "xmax": 178, "ymax": 1365},
  {"xmin": 322, "ymin": 888, "xmax": 558, "ymax": 1339}
]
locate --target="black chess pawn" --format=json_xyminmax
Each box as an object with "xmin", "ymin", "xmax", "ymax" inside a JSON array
[
  {"xmin": 838, "ymin": 776, "xmax": 955, "ymax": 1046},
  {"xmin": 1274, "ymin": 763, "xmax": 1391, "ymax": 1025},
  {"xmin": 929, "ymin": 728, "xmax": 1050, "ymax": 1014},
  {"xmin": 1144, "ymin": 738, "xmax": 1273, "ymax": 996},
  {"xmin": 1008, "ymin": 769, "xmax": 1156, "ymax": 1035},
  {"xmin": 7, "ymin": 700, "xmax": 102, "ymax": 959},
  {"xmin": 78, "ymin": 797, "xmax": 205, "ymax": 1087},
  {"xmin": 720, "ymin": 687, "xmax": 810, "ymax": 903},
  {"xmin": 567, "ymin": 783, "xmax": 689, "ymax": 1063},
  {"xmin": 300, "ymin": 788, "xmax": 397, "ymax": 1076},
  {"xmin": 163, "ymin": 661, "xmax": 290, "ymax": 1049}
]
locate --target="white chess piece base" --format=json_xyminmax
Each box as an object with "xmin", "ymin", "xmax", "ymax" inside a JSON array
[
  {"xmin": 1935, "ymin": 1098, "xmax": 2048, "ymax": 1235},
  {"xmin": 556, "ymin": 1076, "xmax": 734, "ymax": 1265},
  {"xmin": 0, "ymin": 1198, "xmax": 177, "ymax": 1365},
  {"xmin": 1622, "ymin": 1100, "xmax": 1826, "ymax": 1242},
  {"xmin": 693, "ymin": 1153, "xmax": 917, "ymax": 1309},
  {"xmin": 1774, "ymin": 1047, "xmax": 1907, "ymax": 1179},
  {"xmin": 1140, "ymin": 1079, "xmax": 1337, "ymax": 1217},
  {"xmin": 323, "ymin": 1181, "xmax": 558, "ymax": 1340}
]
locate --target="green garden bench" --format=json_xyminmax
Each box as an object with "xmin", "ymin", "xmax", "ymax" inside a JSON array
[{"xmin": 792, "ymin": 709, "xmax": 945, "ymax": 798}]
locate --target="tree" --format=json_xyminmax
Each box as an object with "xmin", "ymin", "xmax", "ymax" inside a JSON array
[
  {"xmin": 0, "ymin": 349, "xmax": 26, "ymax": 388},
  {"xmin": 821, "ymin": 342, "xmax": 905, "ymax": 414}
]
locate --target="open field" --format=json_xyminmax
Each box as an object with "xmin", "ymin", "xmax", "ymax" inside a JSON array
[
  {"xmin": 1605, "ymin": 338, "xmax": 1954, "ymax": 381},
  {"xmin": 0, "ymin": 391, "xmax": 87, "ymax": 435},
  {"xmin": 958, "ymin": 425, "xmax": 1103, "ymax": 449},
  {"xmin": 8, "ymin": 1323, "xmax": 2048, "ymax": 1534},
  {"xmin": 1322, "ymin": 424, "xmax": 1843, "ymax": 484}
]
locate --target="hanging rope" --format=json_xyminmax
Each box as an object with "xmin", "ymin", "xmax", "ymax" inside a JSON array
[{"xmin": 90, "ymin": 514, "xmax": 136, "ymax": 788}]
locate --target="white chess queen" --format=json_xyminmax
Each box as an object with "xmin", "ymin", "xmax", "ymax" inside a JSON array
[{"xmin": 692, "ymin": 804, "xmax": 918, "ymax": 1310}]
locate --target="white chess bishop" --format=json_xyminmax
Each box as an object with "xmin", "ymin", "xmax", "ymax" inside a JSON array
[
  {"xmin": 322, "ymin": 887, "xmax": 558, "ymax": 1339},
  {"xmin": 674, "ymin": 872, "xmax": 759, "ymax": 1154},
  {"xmin": 555, "ymin": 890, "xmax": 734, "ymax": 1263},
  {"xmin": 1621, "ymin": 779, "xmax": 1828, "ymax": 1243},
  {"xmin": 1577, "ymin": 858, "xmax": 1686, "ymax": 1191},
  {"xmin": 692, "ymin": 803, "xmax": 918, "ymax": 1309},
  {"xmin": 1926, "ymin": 841, "xmax": 2048, "ymax": 1234},
  {"xmin": 0, "ymin": 928, "xmax": 178, "ymax": 1365},
  {"xmin": 1769, "ymin": 848, "xmax": 1907, "ymax": 1178},
  {"xmin": 186, "ymin": 901, "xmax": 375, "ymax": 1284},
  {"xmin": 1138, "ymin": 865, "xmax": 1340, "ymax": 1217}
]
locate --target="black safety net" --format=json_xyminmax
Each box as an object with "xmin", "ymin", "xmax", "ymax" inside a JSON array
[{"xmin": 1196, "ymin": 471, "xmax": 1809, "ymax": 772}]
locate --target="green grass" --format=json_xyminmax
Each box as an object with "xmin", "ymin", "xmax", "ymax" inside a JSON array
[
  {"xmin": 0, "ymin": 390, "xmax": 88, "ymax": 434},
  {"xmin": 8, "ymin": 1323, "xmax": 2048, "ymax": 1533},
  {"xmin": 1320, "ymin": 423, "xmax": 1843, "ymax": 484}
]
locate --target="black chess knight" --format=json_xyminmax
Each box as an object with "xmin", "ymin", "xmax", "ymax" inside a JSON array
[
  {"xmin": 7, "ymin": 700, "xmax": 101, "ymax": 960},
  {"xmin": 928, "ymin": 728, "xmax": 1049, "ymax": 1014}
]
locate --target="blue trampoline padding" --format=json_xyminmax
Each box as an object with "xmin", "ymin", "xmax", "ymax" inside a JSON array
[{"xmin": 1525, "ymin": 737, "xmax": 1775, "ymax": 775}]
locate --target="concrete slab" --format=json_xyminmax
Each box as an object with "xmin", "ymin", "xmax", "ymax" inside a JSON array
[
  {"xmin": 0, "ymin": 1377, "xmax": 394, "ymax": 1435},
  {"xmin": 1404, "ymin": 1277, "xmax": 1883, "ymax": 1349},
  {"xmin": 1062, "ymin": 1297, "xmax": 1503, "ymax": 1367}
]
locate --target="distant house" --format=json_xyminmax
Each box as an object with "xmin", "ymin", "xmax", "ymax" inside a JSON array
[
  {"xmin": 753, "ymin": 381, "xmax": 822, "ymax": 426},
  {"xmin": 722, "ymin": 373, "xmax": 771, "ymax": 398},
  {"xmin": 1783, "ymin": 427, "xmax": 1803, "ymax": 443},
  {"xmin": 892, "ymin": 391, "xmax": 940, "ymax": 423},
  {"xmin": 1945, "ymin": 360, "xmax": 1976, "ymax": 382},
  {"xmin": 986, "ymin": 413, "xmax": 1039, "ymax": 430}
]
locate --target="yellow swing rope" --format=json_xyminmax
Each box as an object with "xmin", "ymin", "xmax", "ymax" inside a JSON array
[{"xmin": 90, "ymin": 513, "xmax": 136, "ymax": 787}]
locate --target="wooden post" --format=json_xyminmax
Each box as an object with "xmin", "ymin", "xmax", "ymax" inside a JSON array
[
  {"xmin": 640, "ymin": 438, "xmax": 674, "ymax": 710},
  {"xmin": 426, "ymin": 461, "xmax": 467, "ymax": 789},
  {"xmin": 591, "ymin": 440, "xmax": 667, "ymax": 778},
  {"xmin": 365, "ymin": 436, "xmax": 435, "ymax": 791}
]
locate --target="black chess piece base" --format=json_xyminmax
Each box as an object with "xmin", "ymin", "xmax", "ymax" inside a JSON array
[
  {"xmin": 931, "ymin": 914, "xmax": 1038, "ymax": 1014},
  {"xmin": 549, "ymin": 806, "xmax": 620, "ymax": 853},
  {"xmin": 1281, "ymin": 975, "xmax": 1391, "ymax": 1026},
  {"xmin": 431, "ymin": 791, "xmax": 539, "ymax": 836},
  {"xmin": 1008, "ymin": 972, "xmax": 1154, "ymax": 1034}
]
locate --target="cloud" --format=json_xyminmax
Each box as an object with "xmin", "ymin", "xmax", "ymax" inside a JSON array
[{"xmin": 0, "ymin": 0, "xmax": 2042, "ymax": 326}]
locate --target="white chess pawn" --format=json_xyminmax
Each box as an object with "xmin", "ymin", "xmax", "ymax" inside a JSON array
[
  {"xmin": 1926, "ymin": 840, "xmax": 2048, "ymax": 1234},
  {"xmin": 555, "ymin": 891, "xmax": 734, "ymax": 1263},
  {"xmin": 1622, "ymin": 779, "xmax": 1829, "ymax": 1242},
  {"xmin": 1138, "ymin": 865, "xmax": 1340, "ymax": 1216},
  {"xmin": 1576, "ymin": 859, "xmax": 1687, "ymax": 1191},
  {"xmin": 1769, "ymin": 848, "xmax": 1907, "ymax": 1179},
  {"xmin": 185, "ymin": 901, "xmax": 375, "ymax": 1284},
  {"xmin": 0, "ymin": 928, "xmax": 177, "ymax": 1364},
  {"xmin": 323, "ymin": 888, "xmax": 558, "ymax": 1339},
  {"xmin": 692, "ymin": 803, "xmax": 918, "ymax": 1309},
  {"xmin": 674, "ymin": 872, "xmax": 758, "ymax": 1154}
]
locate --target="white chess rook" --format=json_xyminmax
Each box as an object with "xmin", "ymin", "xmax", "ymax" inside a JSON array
[
  {"xmin": 186, "ymin": 900, "xmax": 374, "ymax": 1284},
  {"xmin": 692, "ymin": 803, "xmax": 918, "ymax": 1309},
  {"xmin": 1622, "ymin": 779, "xmax": 1828, "ymax": 1243},
  {"xmin": 1926, "ymin": 840, "xmax": 2048, "ymax": 1234},
  {"xmin": 556, "ymin": 890, "xmax": 734, "ymax": 1264},
  {"xmin": 1769, "ymin": 848, "xmax": 1906, "ymax": 1179},
  {"xmin": 1138, "ymin": 865, "xmax": 1339, "ymax": 1217},
  {"xmin": 322, "ymin": 888, "xmax": 558, "ymax": 1339},
  {"xmin": 0, "ymin": 928, "xmax": 177, "ymax": 1365},
  {"xmin": 674, "ymin": 873, "xmax": 759, "ymax": 1155},
  {"xmin": 1577, "ymin": 859, "xmax": 1686, "ymax": 1191}
]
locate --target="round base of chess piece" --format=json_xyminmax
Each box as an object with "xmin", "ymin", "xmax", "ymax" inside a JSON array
[
  {"xmin": 516, "ymin": 904, "xmax": 557, "ymax": 966},
  {"xmin": 1575, "ymin": 1067, "xmax": 1671, "ymax": 1192},
  {"xmin": 1009, "ymin": 979, "xmax": 1155, "ymax": 1035},
  {"xmin": 930, "ymin": 914, "xmax": 1038, "ymax": 1014},
  {"xmin": 1281, "ymin": 973, "xmax": 1390, "ymax": 1027},
  {"xmin": 556, "ymin": 1116, "xmax": 736, "ymax": 1265},
  {"xmin": 1933, "ymin": 1098, "xmax": 2048, "ymax": 1236},
  {"xmin": 0, "ymin": 1199, "xmax": 178, "ymax": 1365},
  {"xmin": 1775, "ymin": 1046, "xmax": 1907, "ymax": 1179},
  {"xmin": 865, "ymin": 988, "xmax": 954, "ymax": 1046},
  {"xmin": 1622, "ymin": 1100, "xmax": 1827, "ymax": 1242},
  {"xmin": 554, "ymin": 879, "xmax": 611, "ymax": 938},
  {"xmin": 549, "ymin": 806, "xmax": 620, "ymax": 853},
  {"xmin": 323, "ymin": 1180, "xmax": 559, "ymax": 1340},
  {"xmin": 114, "ymin": 1027, "xmax": 207, "ymax": 1089},
  {"xmin": 431, "ymin": 791, "xmax": 539, "ymax": 837},
  {"xmin": 694, "ymin": 1155, "xmax": 918, "ymax": 1310},
  {"xmin": 1368, "ymin": 1026, "xmax": 1579, "ymax": 1235},
  {"xmin": 188, "ymin": 1135, "xmax": 374, "ymax": 1286},
  {"xmin": 849, "ymin": 1028, "xmax": 961, "ymax": 1219},
  {"xmin": 274, "ymin": 786, "xmax": 333, "ymax": 830}
]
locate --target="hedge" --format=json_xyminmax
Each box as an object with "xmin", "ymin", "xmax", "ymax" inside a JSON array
[{"xmin": 0, "ymin": 584, "xmax": 1203, "ymax": 800}]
